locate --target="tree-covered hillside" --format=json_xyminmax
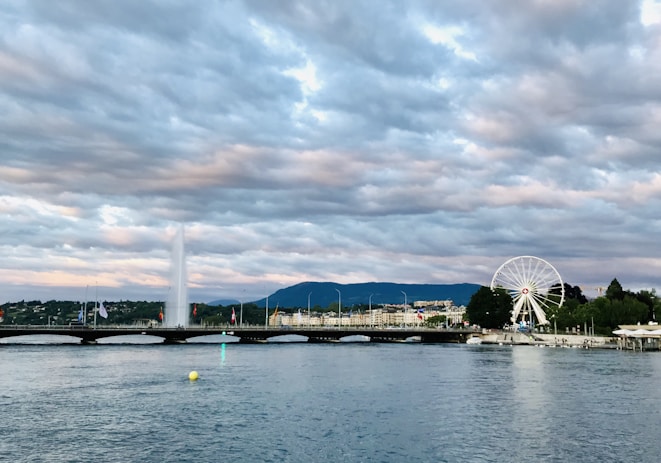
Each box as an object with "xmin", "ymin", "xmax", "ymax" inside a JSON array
[{"xmin": 244, "ymin": 281, "xmax": 481, "ymax": 308}]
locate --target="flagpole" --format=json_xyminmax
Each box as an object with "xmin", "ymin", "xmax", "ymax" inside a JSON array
[
  {"xmin": 94, "ymin": 285, "xmax": 98, "ymax": 329},
  {"xmin": 308, "ymin": 291, "xmax": 312, "ymax": 329},
  {"xmin": 335, "ymin": 288, "xmax": 341, "ymax": 329},
  {"xmin": 265, "ymin": 296, "xmax": 269, "ymax": 329},
  {"xmin": 84, "ymin": 285, "xmax": 89, "ymax": 326},
  {"xmin": 239, "ymin": 290, "xmax": 245, "ymax": 328},
  {"xmin": 369, "ymin": 294, "xmax": 373, "ymax": 328}
]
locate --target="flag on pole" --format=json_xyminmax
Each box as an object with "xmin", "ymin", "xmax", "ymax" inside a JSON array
[
  {"xmin": 193, "ymin": 304, "xmax": 197, "ymax": 317},
  {"xmin": 417, "ymin": 308, "xmax": 424, "ymax": 320},
  {"xmin": 78, "ymin": 308, "xmax": 83, "ymax": 322},
  {"xmin": 270, "ymin": 305, "xmax": 279, "ymax": 325},
  {"xmin": 99, "ymin": 302, "xmax": 108, "ymax": 319},
  {"xmin": 231, "ymin": 307, "xmax": 236, "ymax": 324},
  {"xmin": 159, "ymin": 308, "xmax": 164, "ymax": 321}
]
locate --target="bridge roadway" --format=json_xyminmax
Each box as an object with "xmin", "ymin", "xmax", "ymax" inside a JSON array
[{"xmin": 0, "ymin": 326, "xmax": 479, "ymax": 344}]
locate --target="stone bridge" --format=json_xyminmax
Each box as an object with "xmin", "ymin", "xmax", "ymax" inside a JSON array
[{"xmin": 0, "ymin": 326, "xmax": 478, "ymax": 344}]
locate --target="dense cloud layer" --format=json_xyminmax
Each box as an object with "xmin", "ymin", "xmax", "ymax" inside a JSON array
[{"xmin": 1, "ymin": 0, "xmax": 661, "ymax": 303}]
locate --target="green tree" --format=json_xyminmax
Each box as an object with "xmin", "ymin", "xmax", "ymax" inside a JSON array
[
  {"xmin": 589, "ymin": 294, "xmax": 649, "ymax": 332},
  {"xmin": 466, "ymin": 286, "xmax": 512, "ymax": 328},
  {"xmin": 605, "ymin": 278, "xmax": 625, "ymax": 301},
  {"xmin": 556, "ymin": 283, "xmax": 588, "ymax": 304},
  {"xmin": 632, "ymin": 289, "xmax": 658, "ymax": 322},
  {"xmin": 424, "ymin": 314, "xmax": 447, "ymax": 328}
]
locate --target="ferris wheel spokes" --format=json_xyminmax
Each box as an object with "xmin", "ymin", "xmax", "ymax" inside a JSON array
[{"xmin": 490, "ymin": 255, "xmax": 565, "ymax": 326}]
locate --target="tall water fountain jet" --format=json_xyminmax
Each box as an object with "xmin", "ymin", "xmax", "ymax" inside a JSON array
[{"xmin": 165, "ymin": 226, "xmax": 189, "ymax": 328}]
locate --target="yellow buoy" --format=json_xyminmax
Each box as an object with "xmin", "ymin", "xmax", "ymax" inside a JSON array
[{"xmin": 188, "ymin": 370, "xmax": 199, "ymax": 381}]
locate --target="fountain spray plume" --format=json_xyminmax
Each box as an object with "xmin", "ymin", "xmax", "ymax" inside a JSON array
[{"xmin": 165, "ymin": 225, "xmax": 189, "ymax": 328}]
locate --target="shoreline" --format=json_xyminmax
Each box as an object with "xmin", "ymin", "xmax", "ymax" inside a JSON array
[{"xmin": 480, "ymin": 331, "xmax": 618, "ymax": 349}]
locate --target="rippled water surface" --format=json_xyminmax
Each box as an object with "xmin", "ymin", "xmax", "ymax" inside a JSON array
[{"xmin": 2, "ymin": 343, "xmax": 661, "ymax": 462}]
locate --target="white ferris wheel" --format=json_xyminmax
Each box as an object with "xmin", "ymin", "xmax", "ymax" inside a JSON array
[{"xmin": 490, "ymin": 256, "xmax": 565, "ymax": 326}]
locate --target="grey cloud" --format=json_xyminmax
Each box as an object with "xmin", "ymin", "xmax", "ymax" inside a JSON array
[{"xmin": 1, "ymin": 1, "xmax": 661, "ymax": 303}]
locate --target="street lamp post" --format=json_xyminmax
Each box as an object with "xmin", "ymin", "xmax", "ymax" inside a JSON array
[
  {"xmin": 84, "ymin": 285, "xmax": 89, "ymax": 326},
  {"xmin": 308, "ymin": 292, "xmax": 312, "ymax": 329},
  {"xmin": 369, "ymin": 293, "xmax": 374, "ymax": 328},
  {"xmin": 265, "ymin": 295, "xmax": 269, "ymax": 329},
  {"xmin": 401, "ymin": 290, "xmax": 407, "ymax": 328},
  {"xmin": 335, "ymin": 288, "xmax": 341, "ymax": 329},
  {"xmin": 552, "ymin": 315, "xmax": 557, "ymax": 336}
]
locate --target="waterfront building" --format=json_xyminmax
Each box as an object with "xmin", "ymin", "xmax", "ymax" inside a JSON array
[
  {"xmin": 270, "ymin": 303, "xmax": 466, "ymax": 328},
  {"xmin": 413, "ymin": 300, "xmax": 453, "ymax": 308}
]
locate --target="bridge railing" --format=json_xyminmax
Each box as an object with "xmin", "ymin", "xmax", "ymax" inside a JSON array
[{"xmin": 0, "ymin": 324, "xmax": 474, "ymax": 334}]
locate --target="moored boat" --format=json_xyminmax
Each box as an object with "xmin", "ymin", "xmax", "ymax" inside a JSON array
[{"xmin": 466, "ymin": 335, "xmax": 482, "ymax": 345}]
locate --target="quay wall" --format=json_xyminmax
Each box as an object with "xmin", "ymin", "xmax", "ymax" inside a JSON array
[{"xmin": 480, "ymin": 331, "xmax": 618, "ymax": 348}]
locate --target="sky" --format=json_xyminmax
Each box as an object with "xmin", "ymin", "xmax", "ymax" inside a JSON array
[{"xmin": 2, "ymin": 0, "xmax": 661, "ymax": 304}]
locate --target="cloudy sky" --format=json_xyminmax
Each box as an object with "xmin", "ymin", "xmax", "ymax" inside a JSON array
[{"xmin": 2, "ymin": 0, "xmax": 661, "ymax": 304}]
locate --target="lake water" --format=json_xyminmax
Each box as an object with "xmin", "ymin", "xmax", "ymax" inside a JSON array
[{"xmin": 1, "ymin": 342, "xmax": 660, "ymax": 462}]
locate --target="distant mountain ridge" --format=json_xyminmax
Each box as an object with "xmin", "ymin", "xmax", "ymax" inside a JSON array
[{"xmin": 210, "ymin": 282, "xmax": 481, "ymax": 308}]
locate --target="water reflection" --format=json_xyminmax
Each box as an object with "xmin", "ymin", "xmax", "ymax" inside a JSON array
[
  {"xmin": 511, "ymin": 346, "xmax": 552, "ymax": 452},
  {"xmin": 3, "ymin": 342, "xmax": 661, "ymax": 462},
  {"xmin": 96, "ymin": 334, "xmax": 163, "ymax": 344},
  {"xmin": 220, "ymin": 343, "xmax": 226, "ymax": 365},
  {"xmin": 0, "ymin": 334, "xmax": 80, "ymax": 344},
  {"xmin": 187, "ymin": 334, "xmax": 240, "ymax": 343},
  {"xmin": 267, "ymin": 334, "xmax": 308, "ymax": 343}
]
